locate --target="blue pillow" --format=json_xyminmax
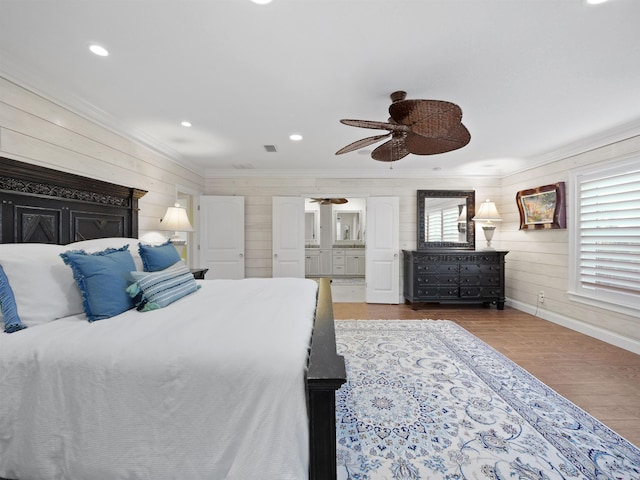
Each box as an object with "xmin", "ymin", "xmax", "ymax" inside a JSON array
[
  {"xmin": 127, "ymin": 261, "xmax": 200, "ymax": 312},
  {"xmin": 0, "ymin": 264, "xmax": 26, "ymax": 333},
  {"xmin": 60, "ymin": 245, "xmax": 136, "ymax": 322},
  {"xmin": 138, "ymin": 241, "xmax": 181, "ymax": 272}
]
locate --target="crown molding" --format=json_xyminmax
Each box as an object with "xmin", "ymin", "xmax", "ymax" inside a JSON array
[
  {"xmin": 503, "ymin": 118, "xmax": 640, "ymax": 179},
  {"xmin": 203, "ymin": 167, "xmax": 501, "ymax": 179}
]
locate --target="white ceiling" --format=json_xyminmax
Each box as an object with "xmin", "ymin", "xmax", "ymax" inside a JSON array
[{"xmin": 1, "ymin": 0, "xmax": 639, "ymax": 178}]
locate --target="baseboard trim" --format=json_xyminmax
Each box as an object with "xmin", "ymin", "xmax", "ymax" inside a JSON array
[{"xmin": 507, "ymin": 298, "xmax": 640, "ymax": 355}]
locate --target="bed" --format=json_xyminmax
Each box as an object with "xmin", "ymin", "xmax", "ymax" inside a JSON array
[{"xmin": 0, "ymin": 156, "xmax": 346, "ymax": 480}]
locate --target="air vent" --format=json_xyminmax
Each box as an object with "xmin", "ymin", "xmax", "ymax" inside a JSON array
[{"xmin": 264, "ymin": 144, "xmax": 278, "ymax": 153}]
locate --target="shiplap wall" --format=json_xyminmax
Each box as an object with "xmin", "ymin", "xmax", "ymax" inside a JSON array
[
  {"xmin": 0, "ymin": 76, "xmax": 205, "ymax": 236},
  {"xmin": 499, "ymin": 135, "xmax": 640, "ymax": 352}
]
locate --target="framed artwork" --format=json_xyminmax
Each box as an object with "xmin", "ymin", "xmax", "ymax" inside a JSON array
[{"xmin": 516, "ymin": 182, "xmax": 566, "ymax": 230}]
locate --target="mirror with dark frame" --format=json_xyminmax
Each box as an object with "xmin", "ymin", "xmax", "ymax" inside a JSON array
[{"xmin": 417, "ymin": 190, "xmax": 476, "ymax": 250}]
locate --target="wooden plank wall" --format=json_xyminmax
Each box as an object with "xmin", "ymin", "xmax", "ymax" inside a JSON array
[
  {"xmin": 0, "ymin": 76, "xmax": 204, "ymax": 236},
  {"xmin": 500, "ymin": 134, "xmax": 640, "ymax": 352}
]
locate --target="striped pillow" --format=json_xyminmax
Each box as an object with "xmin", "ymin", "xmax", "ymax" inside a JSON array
[{"xmin": 127, "ymin": 261, "xmax": 200, "ymax": 312}]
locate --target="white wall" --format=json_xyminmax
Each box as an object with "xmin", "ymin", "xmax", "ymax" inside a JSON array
[
  {"xmin": 500, "ymin": 135, "xmax": 640, "ymax": 353},
  {"xmin": 0, "ymin": 76, "xmax": 205, "ymax": 239}
]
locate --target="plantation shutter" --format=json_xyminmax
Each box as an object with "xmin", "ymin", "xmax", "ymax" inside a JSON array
[
  {"xmin": 427, "ymin": 211, "xmax": 442, "ymax": 241},
  {"xmin": 442, "ymin": 207, "xmax": 459, "ymax": 242},
  {"xmin": 578, "ymin": 169, "xmax": 640, "ymax": 296},
  {"xmin": 427, "ymin": 207, "xmax": 458, "ymax": 242}
]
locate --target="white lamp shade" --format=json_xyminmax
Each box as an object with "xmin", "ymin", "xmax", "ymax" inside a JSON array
[
  {"xmin": 472, "ymin": 199, "xmax": 502, "ymax": 222},
  {"xmin": 160, "ymin": 205, "xmax": 194, "ymax": 232}
]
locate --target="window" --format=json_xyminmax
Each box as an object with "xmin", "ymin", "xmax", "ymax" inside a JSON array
[{"xmin": 569, "ymin": 155, "xmax": 640, "ymax": 315}]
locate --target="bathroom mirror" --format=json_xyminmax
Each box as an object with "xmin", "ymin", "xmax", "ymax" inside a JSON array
[
  {"xmin": 417, "ymin": 190, "xmax": 475, "ymax": 250},
  {"xmin": 334, "ymin": 210, "xmax": 363, "ymax": 244},
  {"xmin": 305, "ymin": 211, "xmax": 318, "ymax": 243}
]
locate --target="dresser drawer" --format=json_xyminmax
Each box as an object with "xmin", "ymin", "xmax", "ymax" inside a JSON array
[
  {"xmin": 417, "ymin": 274, "xmax": 458, "ymax": 286},
  {"xmin": 416, "ymin": 263, "xmax": 458, "ymax": 274},
  {"xmin": 416, "ymin": 286, "xmax": 459, "ymax": 299},
  {"xmin": 460, "ymin": 286, "xmax": 504, "ymax": 299},
  {"xmin": 459, "ymin": 264, "xmax": 481, "ymax": 275},
  {"xmin": 459, "ymin": 275, "xmax": 482, "ymax": 286}
]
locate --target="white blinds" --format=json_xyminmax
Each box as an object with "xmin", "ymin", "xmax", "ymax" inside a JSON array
[
  {"xmin": 443, "ymin": 207, "xmax": 459, "ymax": 242},
  {"xmin": 426, "ymin": 211, "xmax": 442, "ymax": 241},
  {"xmin": 427, "ymin": 207, "xmax": 459, "ymax": 242},
  {"xmin": 578, "ymin": 168, "xmax": 640, "ymax": 296}
]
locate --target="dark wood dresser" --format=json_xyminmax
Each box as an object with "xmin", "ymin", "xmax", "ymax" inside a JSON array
[{"xmin": 403, "ymin": 250, "xmax": 508, "ymax": 309}]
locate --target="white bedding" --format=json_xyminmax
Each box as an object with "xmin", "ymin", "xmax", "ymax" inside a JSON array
[{"xmin": 0, "ymin": 277, "xmax": 318, "ymax": 480}]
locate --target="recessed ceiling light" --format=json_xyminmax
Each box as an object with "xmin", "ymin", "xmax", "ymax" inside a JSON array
[
  {"xmin": 289, "ymin": 134, "xmax": 303, "ymax": 141},
  {"xmin": 89, "ymin": 45, "xmax": 109, "ymax": 57},
  {"xmin": 181, "ymin": 121, "xmax": 192, "ymax": 127},
  {"xmin": 585, "ymin": 0, "xmax": 608, "ymax": 4},
  {"xmin": 251, "ymin": 0, "xmax": 272, "ymax": 4}
]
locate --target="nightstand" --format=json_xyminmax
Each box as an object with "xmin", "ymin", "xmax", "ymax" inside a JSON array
[{"xmin": 190, "ymin": 268, "xmax": 209, "ymax": 280}]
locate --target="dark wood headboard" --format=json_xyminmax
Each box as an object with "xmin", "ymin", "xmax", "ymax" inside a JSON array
[{"xmin": 0, "ymin": 157, "xmax": 147, "ymax": 244}]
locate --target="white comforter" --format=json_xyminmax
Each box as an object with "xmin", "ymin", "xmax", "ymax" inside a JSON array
[{"xmin": 0, "ymin": 278, "xmax": 318, "ymax": 480}]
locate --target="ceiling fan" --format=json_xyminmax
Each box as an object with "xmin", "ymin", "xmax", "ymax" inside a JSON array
[
  {"xmin": 311, "ymin": 198, "xmax": 349, "ymax": 205},
  {"xmin": 336, "ymin": 90, "xmax": 471, "ymax": 162}
]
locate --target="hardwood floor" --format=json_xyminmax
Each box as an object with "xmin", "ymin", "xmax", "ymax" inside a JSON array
[{"xmin": 333, "ymin": 302, "xmax": 640, "ymax": 447}]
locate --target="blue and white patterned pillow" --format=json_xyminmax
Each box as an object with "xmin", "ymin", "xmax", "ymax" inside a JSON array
[
  {"xmin": 127, "ymin": 261, "xmax": 200, "ymax": 312},
  {"xmin": 0, "ymin": 264, "xmax": 26, "ymax": 333}
]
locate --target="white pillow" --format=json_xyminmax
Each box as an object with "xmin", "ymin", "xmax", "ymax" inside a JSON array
[
  {"xmin": 0, "ymin": 243, "xmax": 84, "ymax": 327},
  {"xmin": 67, "ymin": 237, "xmax": 143, "ymax": 271}
]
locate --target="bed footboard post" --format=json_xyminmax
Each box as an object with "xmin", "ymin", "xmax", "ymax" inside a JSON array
[{"xmin": 307, "ymin": 278, "xmax": 346, "ymax": 480}]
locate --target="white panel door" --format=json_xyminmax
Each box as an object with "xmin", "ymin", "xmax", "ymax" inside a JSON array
[
  {"xmin": 365, "ymin": 196, "xmax": 400, "ymax": 303},
  {"xmin": 272, "ymin": 196, "xmax": 305, "ymax": 278},
  {"xmin": 199, "ymin": 195, "xmax": 245, "ymax": 279}
]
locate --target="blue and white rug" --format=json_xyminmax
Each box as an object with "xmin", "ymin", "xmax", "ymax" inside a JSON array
[{"xmin": 335, "ymin": 320, "xmax": 640, "ymax": 480}]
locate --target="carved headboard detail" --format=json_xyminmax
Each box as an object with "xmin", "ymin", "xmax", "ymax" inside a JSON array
[{"xmin": 0, "ymin": 157, "xmax": 147, "ymax": 244}]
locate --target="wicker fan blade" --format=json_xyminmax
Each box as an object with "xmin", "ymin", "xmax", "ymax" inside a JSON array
[
  {"xmin": 339, "ymin": 119, "xmax": 408, "ymax": 132},
  {"xmin": 371, "ymin": 135, "xmax": 410, "ymax": 162},
  {"xmin": 389, "ymin": 100, "xmax": 463, "ymax": 138},
  {"xmin": 405, "ymin": 123, "xmax": 471, "ymax": 155},
  {"xmin": 311, "ymin": 198, "xmax": 348, "ymax": 205},
  {"xmin": 335, "ymin": 133, "xmax": 391, "ymax": 155}
]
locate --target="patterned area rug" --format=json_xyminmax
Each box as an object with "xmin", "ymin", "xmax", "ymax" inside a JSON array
[{"xmin": 335, "ymin": 320, "xmax": 640, "ymax": 480}]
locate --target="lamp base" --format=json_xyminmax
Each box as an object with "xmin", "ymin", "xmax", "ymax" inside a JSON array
[
  {"xmin": 168, "ymin": 234, "xmax": 187, "ymax": 259},
  {"xmin": 481, "ymin": 225, "xmax": 496, "ymax": 250}
]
